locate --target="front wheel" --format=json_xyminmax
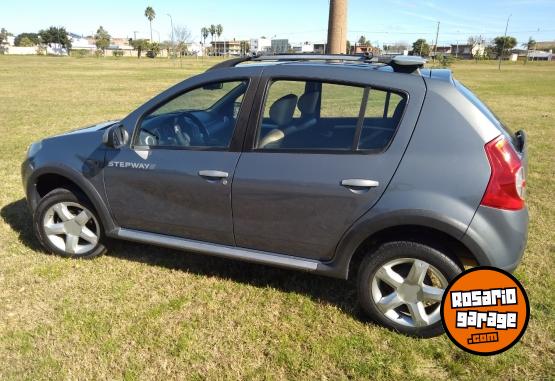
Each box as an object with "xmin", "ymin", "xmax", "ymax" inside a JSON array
[
  {"xmin": 357, "ymin": 241, "xmax": 462, "ymax": 337},
  {"xmin": 33, "ymin": 188, "xmax": 107, "ymax": 259}
]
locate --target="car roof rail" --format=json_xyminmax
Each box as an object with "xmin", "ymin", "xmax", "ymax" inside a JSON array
[{"xmin": 206, "ymin": 53, "xmax": 426, "ymax": 74}]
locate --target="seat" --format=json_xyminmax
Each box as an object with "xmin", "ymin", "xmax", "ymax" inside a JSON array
[
  {"xmin": 285, "ymin": 91, "xmax": 319, "ymax": 134},
  {"xmin": 258, "ymin": 94, "xmax": 298, "ymax": 148}
]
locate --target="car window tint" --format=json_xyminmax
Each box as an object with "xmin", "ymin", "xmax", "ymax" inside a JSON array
[
  {"xmin": 320, "ymin": 83, "xmax": 365, "ymax": 118},
  {"xmin": 358, "ymin": 90, "xmax": 406, "ymax": 150},
  {"xmin": 263, "ymin": 81, "xmax": 305, "ymax": 119},
  {"xmin": 257, "ymin": 80, "xmax": 364, "ymax": 151},
  {"xmin": 153, "ymin": 81, "xmax": 245, "ymax": 115},
  {"xmin": 137, "ymin": 80, "xmax": 248, "ymax": 149}
]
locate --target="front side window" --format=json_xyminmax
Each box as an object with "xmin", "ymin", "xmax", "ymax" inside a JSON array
[
  {"xmin": 137, "ymin": 80, "xmax": 248, "ymax": 149},
  {"xmin": 255, "ymin": 80, "xmax": 406, "ymax": 152}
]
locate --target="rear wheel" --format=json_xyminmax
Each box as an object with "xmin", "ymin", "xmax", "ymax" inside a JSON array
[
  {"xmin": 357, "ymin": 241, "xmax": 462, "ymax": 337},
  {"xmin": 33, "ymin": 188, "xmax": 106, "ymax": 259}
]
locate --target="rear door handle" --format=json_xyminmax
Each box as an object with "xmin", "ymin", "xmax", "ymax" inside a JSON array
[
  {"xmin": 198, "ymin": 170, "xmax": 229, "ymax": 179},
  {"xmin": 341, "ymin": 179, "xmax": 380, "ymax": 188}
]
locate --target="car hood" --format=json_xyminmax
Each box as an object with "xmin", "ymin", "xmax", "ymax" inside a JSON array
[{"xmin": 53, "ymin": 120, "xmax": 120, "ymax": 137}]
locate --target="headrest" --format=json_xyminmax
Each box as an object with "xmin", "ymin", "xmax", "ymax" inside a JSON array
[{"xmin": 269, "ymin": 94, "xmax": 298, "ymax": 126}]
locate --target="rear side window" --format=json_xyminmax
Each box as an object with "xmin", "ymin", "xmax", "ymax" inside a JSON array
[{"xmin": 256, "ymin": 80, "xmax": 406, "ymax": 152}]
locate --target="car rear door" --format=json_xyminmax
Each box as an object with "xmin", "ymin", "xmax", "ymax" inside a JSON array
[{"xmin": 231, "ymin": 65, "xmax": 426, "ymax": 260}]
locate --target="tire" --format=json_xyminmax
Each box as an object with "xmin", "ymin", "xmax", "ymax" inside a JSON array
[
  {"xmin": 357, "ymin": 241, "xmax": 462, "ymax": 338},
  {"xmin": 33, "ymin": 188, "xmax": 107, "ymax": 259}
]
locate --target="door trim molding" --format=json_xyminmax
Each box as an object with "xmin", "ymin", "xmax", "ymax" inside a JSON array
[{"xmin": 115, "ymin": 228, "xmax": 321, "ymax": 271}]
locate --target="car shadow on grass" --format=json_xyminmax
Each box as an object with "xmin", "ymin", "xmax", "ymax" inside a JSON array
[{"xmin": 1, "ymin": 198, "xmax": 364, "ymax": 320}]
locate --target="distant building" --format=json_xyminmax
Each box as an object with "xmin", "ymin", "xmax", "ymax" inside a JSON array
[
  {"xmin": 185, "ymin": 42, "xmax": 204, "ymax": 56},
  {"xmin": 211, "ymin": 40, "xmax": 243, "ymax": 56},
  {"xmin": 250, "ymin": 37, "xmax": 271, "ymax": 54},
  {"xmin": 429, "ymin": 45, "xmax": 452, "ymax": 57},
  {"xmin": 350, "ymin": 44, "xmax": 381, "ymax": 56},
  {"xmin": 291, "ymin": 42, "xmax": 314, "ymax": 53},
  {"xmin": 527, "ymin": 49, "xmax": 553, "ymax": 61},
  {"xmin": 535, "ymin": 41, "xmax": 555, "ymax": 50},
  {"xmin": 271, "ymin": 39, "xmax": 290, "ymax": 54},
  {"xmin": 313, "ymin": 43, "xmax": 326, "ymax": 54},
  {"xmin": 451, "ymin": 43, "xmax": 486, "ymax": 59}
]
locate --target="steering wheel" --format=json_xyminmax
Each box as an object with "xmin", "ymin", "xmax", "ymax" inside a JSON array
[{"xmin": 175, "ymin": 112, "xmax": 210, "ymax": 146}]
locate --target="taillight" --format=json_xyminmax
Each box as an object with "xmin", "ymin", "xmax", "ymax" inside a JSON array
[{"xmin": 481, "ymin": 136, "xmax": 525, "ymax": 210}]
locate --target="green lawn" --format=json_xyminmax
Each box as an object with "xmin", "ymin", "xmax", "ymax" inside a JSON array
[{"xmin": 0, "ymin": 56, "xmax": 553, "ymax": 380}]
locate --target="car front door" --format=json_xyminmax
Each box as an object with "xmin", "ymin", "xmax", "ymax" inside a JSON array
[
  {"xmin": 231, "ymin": 66, "xmax": 426, "ymax": 260},
  {"xmin": 103, "ymin": 74, "xmax": 258, "ymax": 246}
]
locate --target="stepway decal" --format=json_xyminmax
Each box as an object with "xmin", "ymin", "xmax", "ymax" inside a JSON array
[
  {"xmin": 441, "ymin": 267, "xmax": 529, "ymax": 356},
  {"xmin": 108, "ymin": 161, "xmax": 156, "ymax": 170}
]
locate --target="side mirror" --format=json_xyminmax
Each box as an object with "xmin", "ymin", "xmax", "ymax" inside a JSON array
[
  {"xmin": 102, "ymin": 124, "xmax": 129, "ymax": 148},
  {"xmin": 202, "ymin": 82, "xmax": 223, "ymax": 90}
]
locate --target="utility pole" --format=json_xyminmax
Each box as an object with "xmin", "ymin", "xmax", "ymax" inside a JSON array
[
  {"xmin": 166, "ymin": 13, "xmax": 174, "ymax": 58},
  {"xmin": 326, "ymin": 0, "xmax": 348, "ymax": 54},
  {"xmin": 498, "ymin": 14, "xmax": 511, "ymax": 70},
  {"xmin": 433, "ymin": 21, "xmax": 440, "ymax": 60}
]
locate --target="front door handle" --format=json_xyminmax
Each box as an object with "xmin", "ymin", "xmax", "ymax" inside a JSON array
[
  {"xmin": 198, "ymin": 170, "xmax": 229, "ymax": 179},
  {"xmin": 341, "ymin": 179, "xmax": 380, "ymax": 188}
]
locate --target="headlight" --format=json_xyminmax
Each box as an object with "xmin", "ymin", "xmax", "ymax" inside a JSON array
[{"xmin": 27, "ymin": 141, "xmax": 42, "ymax": 158}]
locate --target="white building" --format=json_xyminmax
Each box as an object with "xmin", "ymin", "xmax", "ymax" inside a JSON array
[
  {"xmin": 292, "ymin": 42, "xmax": 315, "ymax": 53},
  {"xmin": 527, "ymin": 50, "xmax": 553, "ymax": 61},
  {"xmin": 70, "ymin": 36, "xmax": 96, "ymax": 51},
  {"xmin": 250, "ymin": 37, "xmax": 271, "ymax": 54}
]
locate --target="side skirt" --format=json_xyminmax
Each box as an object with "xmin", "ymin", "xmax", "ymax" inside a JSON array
[{"xmin": 114, "ymin": 228, "xmax": 340, "ymax": 274}]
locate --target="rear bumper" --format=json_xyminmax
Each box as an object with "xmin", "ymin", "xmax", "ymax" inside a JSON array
[{"xmin": 462, "ymin": 206, "xmax": 529, "ymax": 273}]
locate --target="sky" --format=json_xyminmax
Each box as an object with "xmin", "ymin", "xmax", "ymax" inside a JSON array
[{"xmin": 2, "ymin": 0, "xmax": 555, "ymax": 47}]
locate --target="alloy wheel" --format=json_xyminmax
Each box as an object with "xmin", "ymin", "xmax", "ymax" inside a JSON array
[
  {"xmin": 371, "ymin": 257, "xmax": 448, "ymax": 328},
  {"xmin": 42, "ymin": 202, "xmax": 100, "ymax": 255}
]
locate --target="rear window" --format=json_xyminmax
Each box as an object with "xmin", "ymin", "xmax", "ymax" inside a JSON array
[{"xmin": 454, "ymin": 80, "xmax": 514, "ymax": 139}]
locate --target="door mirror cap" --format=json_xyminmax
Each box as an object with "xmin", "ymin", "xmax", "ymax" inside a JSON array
[
  {"xmin": 202, "ymin": 82, "xmax": 223, "ymax": 90},
  {"xmin": 102, "ymin": 124, "xmax": 129, "ymax": 148}
]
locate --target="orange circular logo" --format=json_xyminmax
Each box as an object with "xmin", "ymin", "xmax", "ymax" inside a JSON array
[{"xmin": 441, "ymin": 267, "xmax": 529, "ymax": 356}]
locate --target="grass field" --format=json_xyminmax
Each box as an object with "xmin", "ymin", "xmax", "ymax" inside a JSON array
[{"xmin": 0, "ymin": 56, "xmax": 554, "ymax": 380}]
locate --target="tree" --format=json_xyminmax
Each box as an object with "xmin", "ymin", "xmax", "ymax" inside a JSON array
[
  {"xmin": 94, "ymin": 26, "xmax": 111, "ymax": 53},
  {"xmin": 346, "ymin": 40, "xmax": 351, "ymax": 54},
  {"xmin": 412, "ymin": 38, "xmax": 430, "ymax": 56},
  {"xmin": 18, "ymin": 37, "xmax": 34, "ymax": 47},
  {"xmin": 467, "ymin": 35, "xmax": 483, "ymax": 47},
  {"xmin": 201, "ymin": 27, "xmax": 209, "ymax": 45},
  {"xmin": 144, "ymin": 6, "xmax": 156, "ymax": 42},
  {"xmin": 209, "ymin": 25, "xmax": 216, "ymax": 42},
  {"xmin": 15, "ymin": 33, "xmax": 40, "ymax": 46},
  {"xmin": 38, "ymin": 27, "xmax": 72, "ymax": 51},
  {"xmin": 522, "ymin": 36, "xmax": 536, "ymax": 51},
  {"xmin": 357, "ymin": 35, "xmax": 369, "ymax": 45},
  {"xmin": 0, "ymin": 28, "xmax": 9, "ymax": 44},
  {"xmin": 129, "ymin": 38, "xmax": 150, "ymax": 58},
  {"xmin": 240, "ymin": 40, "xmax": 250, "ymax": 55},
  {"xmin": 215, "ymin": 24, "xmax": 223, "ymax": 54},
  {"xmin": 493, "ymin": 36, "xmax": 517, "ymax": 58},
  {"xmin": 216, "ymin": 24, "xmax": 223, "ymax": 41},
  {"xmin": 174, "ymin": 25, "xmax": 191, "ymax": 56}
]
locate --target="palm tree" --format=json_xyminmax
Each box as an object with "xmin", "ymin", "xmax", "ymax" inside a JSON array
[
  {"xmin": 215, "ymin": 24, "xmax": 223, "ymax": 55},
  {"xmin": 201, "ymin": 27, "xmax": 209, "ymax": 45},
  {"xmin": 208, "ymin": 25, "xmax": 216, "ymax": 55},
  {"xmin": 144, "ymin": 6, "xmax": 156, "ymax": 43}
]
